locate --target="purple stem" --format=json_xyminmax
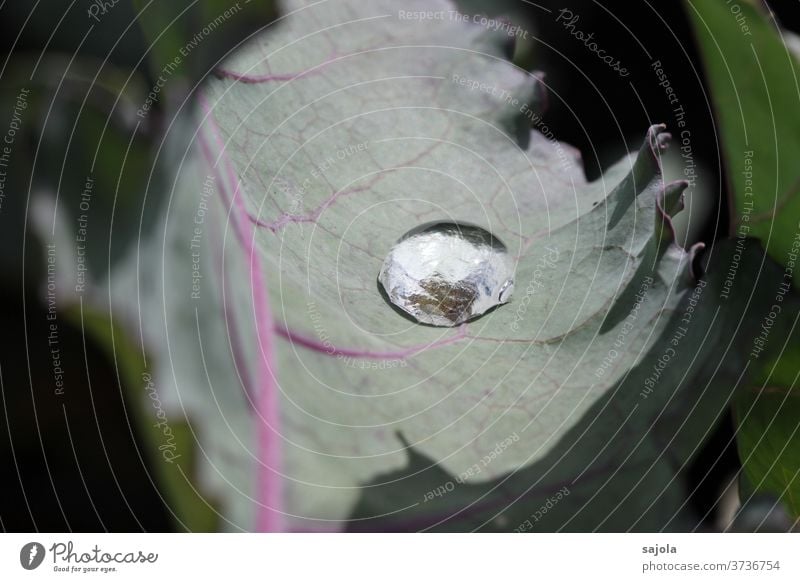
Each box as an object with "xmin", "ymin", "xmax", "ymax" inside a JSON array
[
  {"xmin": 275, "ymin": 323, "xmax": 468, "ymax": 360},
  {"xmin": 198, "ymin": 94, "xmax": 284, "ymax": 532},
  {"xmin": 214, "ymin": 52, "xmax": 339, "ymax": 84}
]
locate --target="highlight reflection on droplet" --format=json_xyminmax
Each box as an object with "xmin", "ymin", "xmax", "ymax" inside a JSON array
[{"xmin": 378, "ymin": 221, "xmax": 515, "ymax": 327}]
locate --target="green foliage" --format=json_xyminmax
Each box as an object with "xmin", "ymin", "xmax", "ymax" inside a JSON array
[
  {"xmin": 686, "ymin": 0, "xmax": 800, "ymax": 272},
  {"xmin": 686, "ymin": 0, "xmax": 800, "ymax": 522},
  {"xmin": 71, "ymin": 306, "xmax": 219, "ymax": 531},
  {"xmin": 132, "ymin": 0, "xmax": 279, "ymax": 90}
]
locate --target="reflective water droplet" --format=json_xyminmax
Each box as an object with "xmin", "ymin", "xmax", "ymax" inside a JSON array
[{"xmin": 378, "ymin": 221, "xmax": 515, "ymax": 327}]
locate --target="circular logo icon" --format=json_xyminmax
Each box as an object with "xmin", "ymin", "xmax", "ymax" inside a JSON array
[{"xmin": 20, "ymin": 542, "xmax": 45, "ymax": 570}]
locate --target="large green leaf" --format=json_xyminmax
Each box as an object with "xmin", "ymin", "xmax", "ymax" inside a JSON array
[
  {"xmin": 730, "ymin": 241, "xmax": 800, "ymax": 522},
  {"xmin": 686, "ymin": 0, "xmax": 800, "ymax": 272},
  {"xmin": 686, "ymin": 0, "xmax": 800, "ymax": 521},
  {"xmin": 735, "ymin": 389, "xmax": 800, "ymax": 519},
  {"xmin": 109, "ymin": 0, "xmax": 749, "ymax": 531}
]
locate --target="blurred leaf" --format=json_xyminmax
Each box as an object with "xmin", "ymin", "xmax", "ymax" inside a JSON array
[
  {"xmin": 686, "ymin": 0, "xmax": 800, "ymax": 521},
  {"xmin": 68, "ymin": 305, "xmax": 219, "ymax": 532},
  {"xmin": 0, "ymin": 0, "xmax": 148, "ymax": 73},
  {"xmin": 2, "ymin": 54, "xmax": 156, "ymax": 281},
  {"xmin": 686, "ymin": 0, "xmax": 800, "ymax": 273},
  {"xmin": 731, "ymin": 253, "xmax": 800, "ymax": 521},
  {"xmin": 1, "ymin": 0, "xmax": 280, "ymax": 531},
  {"xmin": 0, "ymin": 85, "xmax": 40, "ymax": 283},
  {"xmin": 131, "ymin": 0, "xmax": 279, "ymax": 94},
  {"xmin": 735, "ymin": 371, "xmax": 800, "ymax": 520}
]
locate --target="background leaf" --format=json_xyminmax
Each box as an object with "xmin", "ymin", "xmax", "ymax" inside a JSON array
[
  {"xmin": 132, "ymin": 0, "xmax": 278, "ymax": 92},
  {"xmin": 686, "ymin": 0, "xmax": 800, "ymax": 272},
  {"xmin": 686, "ymin": 0, "xmax": 800, "ymax": 522}
]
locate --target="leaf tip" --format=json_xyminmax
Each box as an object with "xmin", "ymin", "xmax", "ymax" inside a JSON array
[
  {"xmin": 646, "ymin": 122, "xmax": 671, "ymax": 160},
  {"xmin": 656, "ymin": 179, "xmax": 689, "ymax": 245},
  {"xmin": 687, "ymin": 242, "xmax": 706, "ymax": 283}
]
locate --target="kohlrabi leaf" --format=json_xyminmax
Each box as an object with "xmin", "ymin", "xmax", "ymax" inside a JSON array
[{"xmin": 116, "ymin": 0, "xmax": 738, "ymax": 531}]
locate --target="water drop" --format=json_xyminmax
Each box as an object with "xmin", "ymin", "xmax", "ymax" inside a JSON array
[{"xmin": 378, "ymin": 221, "xmax": 515, "ymax": 327}]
